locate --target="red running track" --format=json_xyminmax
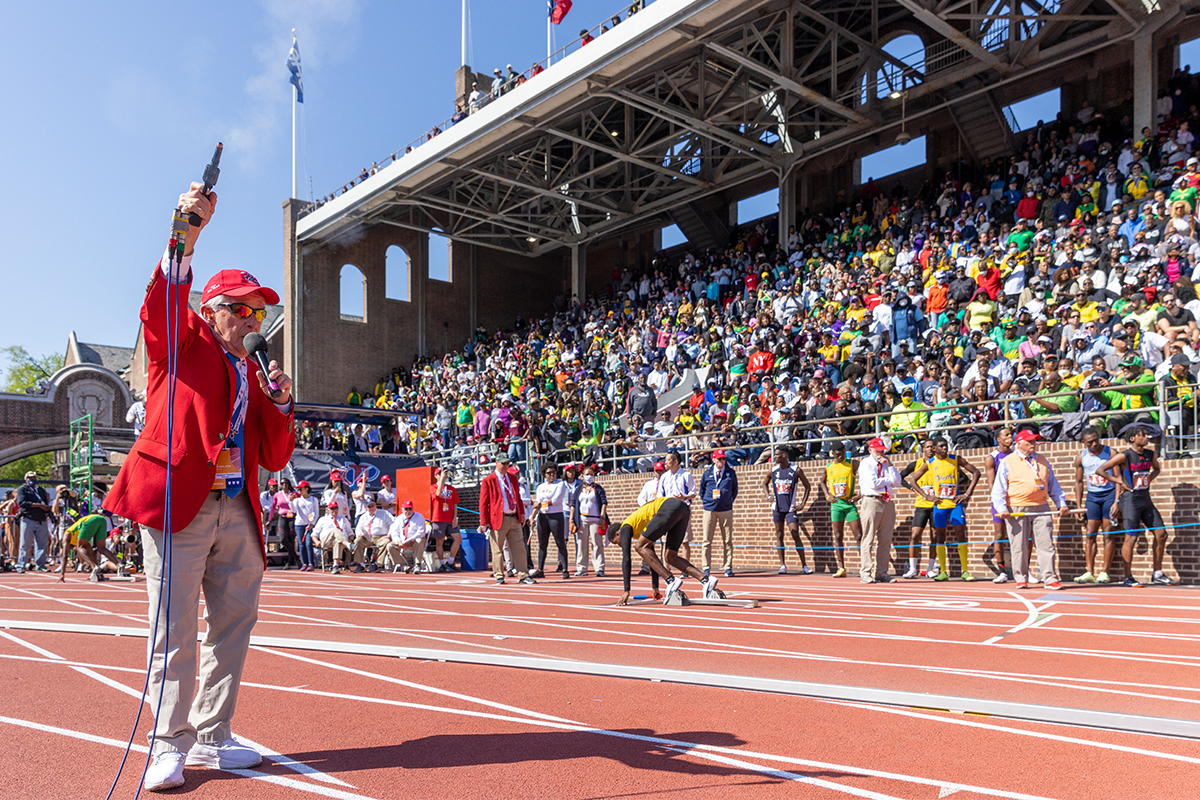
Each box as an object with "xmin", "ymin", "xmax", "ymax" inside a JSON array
[{"xmin": 1, "ymin": 570, "xmax": 1198, "ymax": 799}]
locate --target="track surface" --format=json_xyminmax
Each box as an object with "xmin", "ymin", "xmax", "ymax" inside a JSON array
[{"xmin": 1, "ymin": 570, "xmax": 1197, "ymax": 799}]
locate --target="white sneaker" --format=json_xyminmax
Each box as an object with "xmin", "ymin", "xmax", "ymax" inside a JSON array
[
  {"xmin": 144, "ymin": 751, "xmax": 185, "ymax": 791},
  {"xmin": 777, "ymin": 565, "xmax": 788, "ymax": 575},
  {"xmin": 800, "ymin": 566, "xmax": 813, "ymax": 575},
  {"xmin": 927, "ymin": 567, "xmax": 941, "ymax": 580},
  {"xmin": 703, "ymin": 575, "xmax": 720, "ymax": 599},
  {"xmin": 992, "ymin": 572, "xmax": 1009, "ymax": 584},
  {"xmin": 186, "ymin": 738, "xmax": 262, "ymax": 769},
  {"xmin": 902, "ymin": 566, "xmax": 919, "ymax": 579},
  {"xmin": 663, "ymin": 575, "xmax": 683, "ymax": 605}
]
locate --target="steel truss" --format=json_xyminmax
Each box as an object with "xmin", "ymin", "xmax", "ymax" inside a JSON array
[{"xmin": 312, "ymin": 0, "xmax": 1175, "ymax": 257}]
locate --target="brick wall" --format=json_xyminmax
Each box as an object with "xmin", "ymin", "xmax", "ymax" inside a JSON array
[{"xmin": 453, "ymin": 443, "xmax": 1199, "ymax": 584}]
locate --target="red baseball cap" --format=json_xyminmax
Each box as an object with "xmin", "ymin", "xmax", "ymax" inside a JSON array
[
  {"xmin": 654, "ymin": 462, "xmax": 666, "ymax": 472},
  {"xmin": 267, "ymin": 478, "xmax": 278, "ymax": 485},
  {"xmin": 381, "ymin": 474, "xmax": 392, "ymax": 482},
  {"xmin": 1015, "ymin": 429, "xmax": 1042, "ymax": 443},
  {"xmin": 712, "ymin": 449, "xmax": 726, "ymax": 460},
  {"xmin": 868, "ymin": 437, "xmax": 887, "ymax": 451},
  {"xmin": 402, "ymin": 500, "xmax": 414, "ymax": 509},
  {"xmin": 327, "ymin": 501, "xmax": 338, "ymax": 509},
  {"xmin": 297, "ymin": 480, "xmax": 310, "ymax": 488},
  {"xmin": 201, "ymin": 270, "xmax": 279, "ymax": 306},
  {"xmin": 329, "ymin": 470, "xmax": 343, "ymax": 480}
]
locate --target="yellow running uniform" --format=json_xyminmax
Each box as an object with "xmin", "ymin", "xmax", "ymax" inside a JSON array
[
  {"xmin": 914, "ymin": 460, "xmax": 938, "ymax": 508},
  {"xmin": 928, "ymin": 455, "xmax": 960, "ymax": 509},
  {"xmin": 825, "ymin": 460, "xmax": 854, "ymax": 501},
  {"xmin": 620, "ymin": 497, "xmax": 669, "ymax": 540}
]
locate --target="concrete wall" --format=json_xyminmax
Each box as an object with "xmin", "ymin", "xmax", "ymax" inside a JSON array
[{"xmin": 450, "ymin": 443, "xmax": 1199, "ymax": 584}]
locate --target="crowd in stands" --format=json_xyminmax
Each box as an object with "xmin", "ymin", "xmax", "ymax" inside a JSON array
[
  {"xmin": 300, "ymin": 1, "xmax": 649, "ymax": 217},
  {"xmin": 299, "ymin": 68, "xmax": 1200, "ymax": 478}
]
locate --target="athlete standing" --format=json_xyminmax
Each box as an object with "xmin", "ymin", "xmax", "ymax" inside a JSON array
[
  {"xmin": 1073, "ymin": 427, "xmax": 1116, "ymax": 584},
  {"xmin": 1097, "ymin": 426, "xmax": 1178, "ymax": 586},
  {"xmin": 822, "ymin": 442, "xmax": 859, "ymax": 578},
  {"xmin": 907, "ymin": 438, "xmax": 981, "ymax": 581},
  {"xmin": 984, "ymin": 427, "xmax": 1014, "ymax": 583},
  {"xmin": 900, "ymin": 440, "xmax": 938, "ymax": 578},
  {"xmin": 762, "ymin": 449, "xmax": 812, "ymax": 574}
]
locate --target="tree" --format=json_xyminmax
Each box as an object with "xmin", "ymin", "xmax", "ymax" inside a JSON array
[
  {"xmin": 0, "ymin": 453, "xmax": 53, "ymax": 482},
  {"xmin": 2, "ymin": 346, "xmax": 63, "ymax": 393}
]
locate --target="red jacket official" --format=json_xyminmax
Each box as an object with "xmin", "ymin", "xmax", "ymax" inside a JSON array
[
  {"xmin": 106, "ymin": 262, "xmax": 295, "ymax": 542},
  {"xmin": 478, "ymin": 469, "xmax": 525, "ymax": 530}
]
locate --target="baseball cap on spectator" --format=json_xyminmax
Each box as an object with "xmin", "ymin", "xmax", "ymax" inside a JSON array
[
  {"xmin": 329, "ymin": 470, "xmax": 343, "ymax": 481},
  {"xmin": 813, "ymin": 369, "xmax": 825, "ymax": 379},
  {"xmin": 654, "ymin": 462, "xmax": 666, "ymax": 472},
  {"xmin": 1014, "ymin": 429, "xmax": 1041, "ymax": 443},
  {"xmin": 1037, "ymin": 335, "xmax": 1053, "ymax": 344},
  {"xmin": 402, "ymin": 500, "xmax": 414, "ymax": 509},
  {"xmin": 712, "ymin": 449, "xmax": 726, "ymax": 460},
  {"xmin": 267, "ymin": 478, "xmax": 278, "ymax": 486},
  {"xmin": 201, "ymin": 270, "xmax": 279, "ymax": 305},
  {"xmin": 297, "ymin": 480, "xmax": 310, "ymax": 488},
  {"xmin": 1118, "ymin": 355, "xmax": 1144, "ymax": 368},
  {"xmin": 1170, "ymin": 354, "xmax": 1191, "ymax": 367},
  {"xmin": 867, "ymin": 437, "xmax": 887, "ymax": 451},
  {"xmin": 713, "ymin": 410, "xmax": 728, "ymax": 418},
  {"xmin": 737, "ymin": 405, "xmax": 753, "ymax": 416},
  {"xmin": 901, "ymin": 386, "xmax": 915, "ymax": 395},
  {"xmin": 327, "ymin": 501, "xmax": 339, "ymax": 509},
  {"xmin": 381, "ymin": 474, "xmax": 392, "ymax": 482},
  {"xmin": 495, "ymin": 453, "xmax": 512, "ymax": 464}
]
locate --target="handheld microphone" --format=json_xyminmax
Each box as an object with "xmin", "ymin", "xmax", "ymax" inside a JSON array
[
  {"xmin": 243, "ymin": 332, "xmax": 281, "ymax": 396},
  {"xmin": 189, "ymin": 142, "xmax": 223, "ymax": 227}
]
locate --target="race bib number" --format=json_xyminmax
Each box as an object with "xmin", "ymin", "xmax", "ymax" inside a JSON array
[
  {"xmin": 832, "ymin": 481, "xmax": 848, "ymax": 498},
  {"xmin": 937, "ymin": 485, "xmax": 956, "ymax": 499},
  {"xmin": 210, "ymin": 447, "xmax": 243, "ymax": 492},
  {"xmin": 1088, "ymin": 473, "xmax": 1108, "ymax": 488},
  {"xmin": 1133, "ymin": 475, "xmax": 1150, "ymax": 490},
  {"xmin": 774, "ymin": 481, "xmax": 793, "ymax": 495}
]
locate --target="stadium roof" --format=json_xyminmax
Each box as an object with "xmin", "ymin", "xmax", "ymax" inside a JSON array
[{"xmin": 297, "ymin": 0, "xmax": 1177, "ymax": 257}]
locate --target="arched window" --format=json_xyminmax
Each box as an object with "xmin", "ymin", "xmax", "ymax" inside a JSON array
[
  {"xmin": 385, "ymin": 245, "xmax": 411, "ymax": 301},
  {"xmin": 877, "ymin": 34, "xmax": 925, "ymax": 98},
  {"xmin": 429, "ymin": 234, "xmax": 452, "ymax": 282},
  {"xmin": 340, "ymin": 264, "xmax": 366, "ymax": 322}
]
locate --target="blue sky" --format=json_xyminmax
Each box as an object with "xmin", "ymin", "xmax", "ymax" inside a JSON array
[{"xmin": 0, "ymin": 0, "xmax": 623, "ymax": 376}]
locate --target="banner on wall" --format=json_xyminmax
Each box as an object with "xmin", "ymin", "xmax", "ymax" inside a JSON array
[{"xmin": 280, "ymin": 451, "xmax": 426, "ymax": 490}]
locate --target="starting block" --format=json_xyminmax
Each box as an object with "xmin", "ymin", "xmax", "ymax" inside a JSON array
[{"xmin": 666, "ymin": 589, "xmax": 758, "ymax": 609}]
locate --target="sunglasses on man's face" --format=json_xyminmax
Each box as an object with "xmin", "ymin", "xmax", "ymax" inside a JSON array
[{"xmin": 219, "ymin": 302, "xmax": 267, "ymax": 322}]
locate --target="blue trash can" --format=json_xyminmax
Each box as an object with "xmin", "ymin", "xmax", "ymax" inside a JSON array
[{"xmin": 459, "ymin": 529, "xmax": 489, "ymax": 571}]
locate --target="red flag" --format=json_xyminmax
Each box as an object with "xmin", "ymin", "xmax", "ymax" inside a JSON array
[{"xmin": 550, "ymin": 0, "xmax": 572, "ymax": 25}]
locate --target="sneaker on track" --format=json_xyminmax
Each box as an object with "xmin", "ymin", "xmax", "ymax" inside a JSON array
[
  {"xmin": 663, "ymin": 575, "xmax": 684, "ymax": 605},
  {"xmin": 933, "ymin": 572, "xmax": 949, "ymax": 582},
  {"xmin": 960, "ymin": 572, "xmax": 976, "ymax": 582},
  {"xmin": 777, "ymin": 565, "xmax": 787, "ymax": 575},
  {"xmin": 800, "ymin": 565, "xmax": 813, "ymax": 575},
  {"xmin": 1095, "ymin": 571, "xmax": 1111, "ymax": 583},
  {"xmin": 703, "ymin": 575, "xmax": 719, "ymax": 599},
  {"xmin": 902, "ymin": 566, "xmax": 919, "ymax": 579},
  {"xmin": 1151, "ymin": 572, "xmax": 1175, "ymax": 585},
  {"xmin": 992, "ymin": 572, "xmax": 1009, "ymax": 584},
  {"xmin": 1075, "ymin": 572, "xmax": 1095, "ymax": 583},
  {"xmin": 832, "ymin": 567, "xmax": 847, "ymax": 578},
  {"xmin": 1122, "ymin": 576, "xmax": 1142, "ymax": 587}
]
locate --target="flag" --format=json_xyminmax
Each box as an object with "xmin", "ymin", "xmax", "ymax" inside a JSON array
[
  {"xmin": 287, "ymin": 37, "xmax": 304, "ymax": 103},
  {"xmin": 549, "ymin": 0, "xmax": 572, "ymax": 25}
]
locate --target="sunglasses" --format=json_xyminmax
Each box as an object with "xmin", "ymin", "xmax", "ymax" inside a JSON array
[{"xmin": 219, "ymin": 302, "xmax": 267, "ymax": 322}]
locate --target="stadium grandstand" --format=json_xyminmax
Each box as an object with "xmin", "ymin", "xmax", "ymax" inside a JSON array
[{"xmin": 273, "ymin": 0, "xmax": 1200, "ymax": 584}]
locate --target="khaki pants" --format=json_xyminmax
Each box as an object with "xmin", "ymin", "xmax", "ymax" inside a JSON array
[
  {"xmin": 859, "ymin": 497, "xmax": 895, "ymax": 582},
  {"xmin": 372, "ymin": 534, "xmax": 391, "ymax": 566},
  {"xmin": 318, "ymin": 527, "xmax": 352, "ymax": 563},
  {"xmin": 575, "ymin": 519, "xmax": 606, "ymax": 573},
  {"xmin": 489, "ymin": 515, "xmax": 528, "ymax": 579},
  {"xmin": 387, "ymin": 536, "xmax": 427, "ymax": 569},
  {"xmin": 1007, "ymin": 504, "xmax": 1058, "ymax": 583},
  {"xmin": 143, "ymin": 491, "xmax": 263, "ymax": 755},
  {"xmin": 701, "ymin": 509, "xmax": 734, "ymax": 572}
]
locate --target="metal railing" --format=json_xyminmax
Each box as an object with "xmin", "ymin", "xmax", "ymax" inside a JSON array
[
  {"xmin": 299, "ymin": 0, "xmax": 654, "ymax": 218},
  {"xmin": 372, "ymin": 378, "xmax": 1198, "ymax": 488}
]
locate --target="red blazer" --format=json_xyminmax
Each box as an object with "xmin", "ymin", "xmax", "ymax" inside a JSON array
[
  {"xmin": 478, "ymin": 469, "xmax": 524, "ymax": 529},
  {"xmin": 107, "ymin": 262, "xmax": 295, "ymax": 545}
]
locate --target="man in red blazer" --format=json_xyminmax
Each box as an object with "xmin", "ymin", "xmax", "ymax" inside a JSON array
[
  {"xmin": 106, "ymin": 182, "xmax": 295, "ymax": 792},
  {"xmin": 478, "ymin": 454, "xmax": 535, "ymax": 585}
]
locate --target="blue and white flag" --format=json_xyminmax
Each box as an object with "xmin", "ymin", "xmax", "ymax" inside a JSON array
[{"xmin": 287, "ymin": 37, "xmax": 304, "ymax": 103}]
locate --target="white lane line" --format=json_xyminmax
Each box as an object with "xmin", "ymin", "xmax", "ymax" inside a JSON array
[
  {"xmin": 0, "ymin": 629, "xmax": 355, "ymax": 789},
  {"xmin": 824, "ymin": 701, "xmax": 1200, "ymax": 766},
  {"xmin": 1026, "ymin": 613, "xmax": 1062, "ymax": 630},
  {"xmin": 0, "ymin": 716, "xmax": 379, "ymax": 800},
  {"xmin": 658, "ymin": 745, "xmax": 911, "ymax": 800}
]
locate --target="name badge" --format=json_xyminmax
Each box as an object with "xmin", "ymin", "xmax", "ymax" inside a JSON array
[
  {"xmin": 442, "ymin": 502, "xmax": 450, "ymax": 512},
  {"xmin": 210, "ymin": 447, "xmax": 243, "ymax": 492},
  {"xmin": 711, "ymin": 489, "xmax": 721, "ymax": 499}
]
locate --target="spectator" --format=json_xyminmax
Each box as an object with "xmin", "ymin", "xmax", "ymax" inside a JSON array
[{"xmin": 697, "ymin": 448, "xmax": 738, "ymax": 578}]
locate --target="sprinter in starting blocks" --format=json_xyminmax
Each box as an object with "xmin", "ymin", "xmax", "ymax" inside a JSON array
[{"xmin": 606, "ymin": 497, "xmax": 720, "ymax": 606}]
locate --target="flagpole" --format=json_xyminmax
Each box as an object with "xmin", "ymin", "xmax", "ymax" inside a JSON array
[
  {"xmin": 462, "ymin": 0, "xmax": 468, "ymax": 66},
  {"xmin": 547, "ymin": 11, "xmax": 552, "ymax": 64},
  {"xmin": 291, "ymin": 28, "xmax": 298, "ymax": 200}
]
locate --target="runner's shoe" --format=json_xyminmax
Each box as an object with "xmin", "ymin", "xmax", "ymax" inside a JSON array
[
  {"xmin": 902, "ymin": 566, "xmax": 919, "ymax": 579},
  {"xmin": 703, "ymin": 575, "xmax": 720, "ymax": 599},
  {"xmin": 89, "ymin": 568, "xmax": 105, "ymax": 582},
  {"xmin": 777, "ymin": 565, "xmax": 787, "ymax": 575},
  {"xmin": 1075, "ymin": 572, "xmax": 1095, "ymax": 583},
  {"xmin": 927, "ymin": 567, "xmax": 941, "ymax": 580},
  {"xmin": 663, "ymin": 575, "xmax": 684, "ymax": 605},
  {"xmin": 832, "ymin": 567, "xmax": 847, "ymax": 578},
  {"xmin": 1044, "ymin": 580, "xmax": 1063, "ymax": 591},
  {"xmin": 801, "ymin": 566, "xmax": 813, "ymax": 575},
  {"xmin": 1122, "ymin": 576, "xmax": 1142, "ymax": 587},
  {"xmin": 1151, "ymin": 571, "xmax": 1176, "ymax": 585},
  {"xmin": 1095, "ymin": 571, "xmax": 1111, "ymax": 583},
  {"xmin": 960, "ymin": 572, "xmax": 976, "ymax": 582},
  {"xmin": 933, "ymin": 572, "xmax": 949, "ymax": 582}
]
